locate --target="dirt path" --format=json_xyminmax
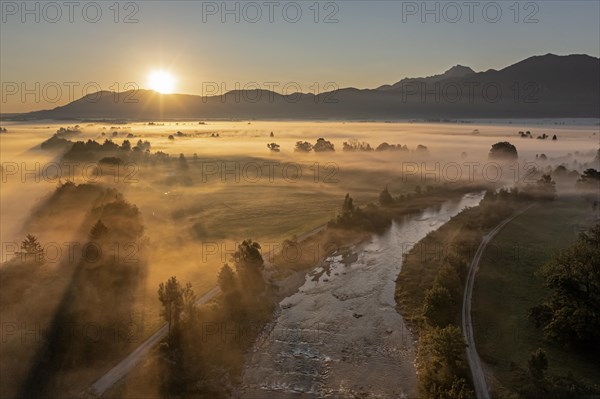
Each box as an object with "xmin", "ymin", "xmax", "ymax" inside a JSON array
[
  {"xmin": 83, "ymin": 286, "xmax": 221, "ymax": 398},
  {"xmin": 82, "ymin": 225, "xmax": 328, "ymax": 398},
  {"xmin": 462, "ymin": 205, "xmax": 534, "ymax": 399}
]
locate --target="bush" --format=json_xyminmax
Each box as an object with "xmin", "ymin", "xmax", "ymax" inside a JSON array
[
  {"xmin": 313, "ymin": 137, "xmax": 335, "ymax": 152},
  {"xmin": 489, "ymin": 141, "xmax": 518, "ymax": 160}
]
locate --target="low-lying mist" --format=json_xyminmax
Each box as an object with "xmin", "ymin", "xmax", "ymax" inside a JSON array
[{"xmin": 1, "ymin": 119, "xmax": 598, "ymax": 397}]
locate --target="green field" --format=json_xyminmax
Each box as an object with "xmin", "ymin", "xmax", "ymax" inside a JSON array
[{"xmin": 472, "ymin": 196, "xmax": 600, "ymax": 397}]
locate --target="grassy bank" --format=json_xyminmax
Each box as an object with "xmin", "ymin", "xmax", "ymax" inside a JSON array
[
  {"xmin": 395, "ymin": 193, "xmax": 515, "ymax": 327},
  {"xmin": 395, "ymin": 192, "xmax": 521, "ymax": 398},
  {"xmin": 472, "ymin": 196, "xmax": 600, "ymax": 398}
]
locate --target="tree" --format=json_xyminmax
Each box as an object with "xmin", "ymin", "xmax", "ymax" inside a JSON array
[
  {"xmin": 21, "ymin": 234, "xmax": 42, "ymax": 253},
  {"xmin": 342, "ymin": 193, "xmax": 354, "ymax": 214},
  {"xmin": 158, "ymin": 276, "xmax": 184, "ymax": 338},
  {"xmin": 416, "ymin": 144, "xmax": 429, "ymax": 154},
  {"xmin": 376, "ymin": 142, "xmax": 392, "ymax": 151},
  {"xmin": 528, "ymin": 348, "xmax": 548, "ymax": 381},
  {"xmin": 233, "ymin": 240, "xmax": 265, "ymax": 292},
  {"xmin": 313, "ymin": 138, "xmax": 335, "ymax": 152},
  {"xmin": 416, "ymin": 325, "xmax": 473, "ymax": 398},
  {"xmin": 434, "ymin": 263, "xmax": 463, "ymax": 302},
  {"xmin": 135, "ymin": 139, "xmax": 151, "ymax": 151},
  {"xmin": 527, "ymin": 174, "xmax": 556, "ymax": 201},
  {"xmin": 20, "ymin": 234, "xmax": 44, "ymax": 263},
  {"xmin": 578, "ymin": 168, "xmax": 600, "ymax": 183},
  {"xmin": 121, "ymin": 139, "xmax": 131, "ymax": 151},
  {"xmin": 218, "ymin": 263, "xmax": 236, "ymax": 293},
  {"xmin": 234, "ymin": 239, "xmax": 263, "ymax": 266},
  {"xmin": 294, "ymin": 141, "xmax": 312, "ymax": 152},
  {"xmin": 489, "ymin": 141, "xmax": 518, "ymax": 160},
  {"xmin": 343, "ymin": 139, "xmax": 372, "ymax": 152},
  {"xmin": 182, "ymin": 282, "xmax": 197, "ymax": 320},
  {"xmin": 536, "ymin": 224, "xmax": 600, "ymax": 349},
  {"xmin": 178, "ymin": 153, "xmax": 189, "ymax": 170},
  {"xmin": 379, "ymin": 185, "xmax": 394, "ymax": 206},
  {"xmin": 267, "ymin": 143, "xmax": 280, "ymax": 152},
  {"xmin": 89, "ymin": 220, "xmax": 108, "ymax": 240},
  {"xmin": 422, "ymin": 285, "xmax": 455, "ymax": 327}
]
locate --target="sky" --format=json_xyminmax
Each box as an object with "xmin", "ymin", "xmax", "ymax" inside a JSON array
[{"xmin": 1, "ymin": 0, "xmax": 599, "ymax": 112}]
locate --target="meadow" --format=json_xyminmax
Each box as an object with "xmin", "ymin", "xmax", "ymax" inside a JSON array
[
  {"xmin": 0, "ymin": 119, "xmax": 598, "ymax": 397},
  {"xmin": 472, "ymin": 197, "xmax": 600, "ymax": 397}
]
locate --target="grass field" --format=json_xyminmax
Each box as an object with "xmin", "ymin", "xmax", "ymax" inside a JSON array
[{"xmin": 472, "ymin": 196, "xmax": 600, "ymax": 398}]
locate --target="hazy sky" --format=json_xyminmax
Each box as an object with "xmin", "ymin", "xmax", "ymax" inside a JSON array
[{"xmin": 1, "ymin": 0, "xmax": 599, "ymax": 112}]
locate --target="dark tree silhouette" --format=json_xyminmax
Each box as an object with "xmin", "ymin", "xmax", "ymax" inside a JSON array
[
  {"xmin": 295, "ymin": 141, "xmax": 313, "ymax": 152},
  {"xmin": 343, "ymin": 140, "xmax": 373, "ymax": 152},
  {"xmin": 234, "ymin": 239, "xmax": 263, "ymax": 266},
  {"xmin": 379, "ymin": 186, "xmax": 394, "ymax": 206},
  {"xmin": 415, "ymin": 144, "xmax": 429, "ymax": 154},
  {"xmin": 217, "ymin": 263, "xmax": 236, "ymax": 293},
  {"xmin": 21, "ymin": 234, "xmax": 42, "ymax": 254},
  {"xmin": 178, "ymin": 153, "xmax": 189, "ymax": 170},
  {"xmin": 182, "ymin": 282, "xmax": 196, "ymax": 320},
  {"xmin": 158, "ymin": 276, "xmax": 184, "ymax": 339},
  {"xmin": 528, "ymin": 348, "xmax": 548, "ymax": 381},
  {"xmin": 534, "ymin": 225, "xmax": 600, "ymax": 349},
  {"xmin": 89, "ymin": 220, "xmax": 108, "ymax": 240},
  {"xmin": 233, "ymin": 240, "xmax": 265, "ymax": 293},
  {"xmin": 121, "ymin": 140, "xmax": 131, "ymax": 151},
  {"xmin": 313, "ymin": 138, "xmax": 335, "ymax": 152},
  {"xmin": 376, "ymin": 142, "xmax": 392, "ymax": 151},
  {"xmin": 267, "ymin": 143, "xmax": 280, "ymax": 152},
  {"xmin": 375, "ymin": 142, "xmax": 408, "ymax": 152},
  {"xmin": 342, "ymin": 193, "xmax": 354, "ymax": 214},
  {"xmin": 489, "ymin": 141, "xmax": 518, "ymax": 160},
  {"xmin": 20, "ymin": 234, "xmax": 44, "ymax": 263}
]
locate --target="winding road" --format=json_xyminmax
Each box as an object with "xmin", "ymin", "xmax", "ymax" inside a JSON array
[{"xmin": 462, "ymin": 205, "xmax": 534, "ymax": 399}]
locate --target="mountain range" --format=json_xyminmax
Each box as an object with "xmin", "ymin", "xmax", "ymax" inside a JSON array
[{"xmin": 5, "ymin": 54, "xmax": 599, "ymax": 120}]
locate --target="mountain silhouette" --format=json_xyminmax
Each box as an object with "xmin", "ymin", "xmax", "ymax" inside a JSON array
[
  {"xmin": 376, "ymin": 65, "xmax": 476, "ymax": 91},
  {"xmin": 6, "ymin": 54, "xmax": 599, "ymax": 120}
]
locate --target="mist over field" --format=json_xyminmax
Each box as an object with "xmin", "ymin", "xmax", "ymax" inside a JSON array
[
  {"xmin": 2, "ymin": 120, "xmax": 597, "ymax": 256},
  {"xmin": 2, "ymin": 1, "xmax": 600, "ymax": 398},
  {"xmin": 1, "ymin": 117, "xmax": 598, "ymax": 398}
]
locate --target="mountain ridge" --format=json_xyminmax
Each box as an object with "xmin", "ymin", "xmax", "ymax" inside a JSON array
[{"xmin": 4, "ymin": 54, "xmax": 599, "ymax": 120}]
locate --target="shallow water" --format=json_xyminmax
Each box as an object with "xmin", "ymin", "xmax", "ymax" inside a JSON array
[{"xmin": 239, "ymin": 192, "xmax": 485, "ymax": 398}]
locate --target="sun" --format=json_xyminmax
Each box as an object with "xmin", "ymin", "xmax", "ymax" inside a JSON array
[{"xmin": 147, "ymin": 70, "xmax": 176, "ymax": 94}]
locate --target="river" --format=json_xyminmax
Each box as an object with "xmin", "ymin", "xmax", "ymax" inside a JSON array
[{"xmin": 239, "ymin": 192, "xmax": 485, "ymax": 399}]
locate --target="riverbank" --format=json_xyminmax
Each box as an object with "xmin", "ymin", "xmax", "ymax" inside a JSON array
[
  {"xmin": 395, "ymin": 191, "xmax": 522, "ymax": 398},
  {"xmin": 239, "ymin": 192, "xmax": 485, "ymax": 398}
]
